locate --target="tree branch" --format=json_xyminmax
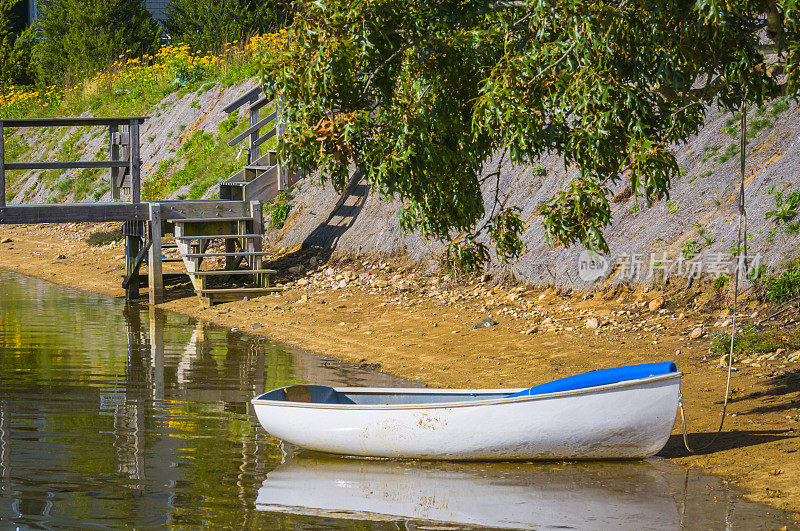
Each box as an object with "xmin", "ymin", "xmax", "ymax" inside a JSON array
[
  {"xmin": 363, "ymin": 40, "xmax": 418, "ymax": 95},
  {"xmin": 531, "ymin": 42, "xmax": 576, "ymax": 82},
  {"xmin": 474, "ymin": 148, "xmax": 509, "ymax": 237}
]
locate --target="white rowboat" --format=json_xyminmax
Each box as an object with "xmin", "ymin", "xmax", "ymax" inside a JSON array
[{"xmin": 251, "ymin": 363, "xmax": 681, "ymax": 460}]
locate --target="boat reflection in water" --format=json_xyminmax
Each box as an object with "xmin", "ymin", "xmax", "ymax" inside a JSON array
[{"xmin": 255, "ymin": 456, "xmax": 680, "ymax": 529}]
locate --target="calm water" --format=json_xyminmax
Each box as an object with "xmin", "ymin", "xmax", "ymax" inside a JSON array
[{"xmin": 0, "ymin": 270, "xmax": 796, "ymax": 530}]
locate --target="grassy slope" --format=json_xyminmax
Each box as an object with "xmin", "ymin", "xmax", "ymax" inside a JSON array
[{"xmin": 1, "ymin": 38, "xmax": 278, "ymax": 204}]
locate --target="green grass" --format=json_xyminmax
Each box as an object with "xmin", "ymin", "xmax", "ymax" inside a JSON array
[
  {"xmin": 141, "ymin": 157, "xmax": 179, "ymax": 199},
  {"xmin": 748, "ymin": 116, "xmax": 773, "ymax": 138},
  {"xmin": 766, "ymin": 188, "xmax": 800, "ymax": 235},
  {"xmin": 72, "ymin": 168, "xmax": 104, "ymax": 201},
  {"xmin": 93, "ymin": 181, "xmax": 111, "ymax": 200},
  {"xmin": 2, "ymin": 36, "xmax": 271, "ymax": 120},
  {"xmin": 765, "ymin": 256, "xmax": 800, "ymax": 302},
  {"xmin": 728, "ymin": 239, "xmax": 750, "ymax": 256},
  {"xmin": 681, "ymin": 238, "xmax": 699, "ymax": 259},
  {"xmin": 266, "ymin": 190, "xmax": 295, "ymax": 229},
  {"xmin": 1, "ymin": 134, "xmax": 32, "ymax": 190},
  {"xmin": 44, "ymin": 131, "xmax": 88, "ymax": 201},
  {"xmin": 3, "ymin": 135, "xmax": 29, "ymax": 161},
  {"xmin": 722, "ymin": 114, "xmax": 740, "ymax": 138},
  {"xmin": 701, "ymin": 145, "xmax": 721, "ymax": 163},
  {"xmin": 717, "ymin": 142, "xmax": 740, "ymax": 164},
  {"xmin": 770, "ymin": 97, "xmax": 790, "ymax": 117},
  {"xmin": 716, "ymin": 101, "xmax": 790, "ymax": 159},
  {"xmin": 689, "ymin": 169, "xmax": 713, "ymax": 184},
  {"xmin": 141, "ymin": 112, "xmax": 255, "ymax": 200},
  {"xmin": 30, "ymin": 133, "xmax": 112, "ymax": 202},
  {"xmin": 710, "ymin": 326, "xmax": 800, "ymax": 356},
  {"xmin": 69, "ymin": 78, "xmax": 179, "ymax": 120},
  {"xmin": 697, "ymin": 224, "xmax": 716, "ymax": 247},
  {"xmin": 218, "ymin": 112, "xmax": 239, "ymax": 134}
]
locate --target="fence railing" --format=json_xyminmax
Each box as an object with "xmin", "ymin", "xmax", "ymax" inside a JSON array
[
  {"xmin": 0, "ymin": 116, "xmax": 147, "ymax": 207},
  {"xmin": 222, "ymin": 87, "xmax": 289, "ymax": 189}
]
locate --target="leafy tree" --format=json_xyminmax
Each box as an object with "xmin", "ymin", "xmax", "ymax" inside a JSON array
[
  {"xmin": 0, "ymin": 0, "xmax": 35, "ymax": 86},
  {"xmin": 265, "ymin": 0, "xmax": 795, "ymax": 268},
  {"xmin": 34, "ymin": 0, "xmax": 160, "ymax": 84},
  {"xmin": 164, "ymin": 0, "xmax": 292, "ymax": 52}
]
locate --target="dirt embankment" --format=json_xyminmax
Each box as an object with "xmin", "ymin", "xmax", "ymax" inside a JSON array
[
  {"xmin": 271, "ymin": 101, "xmax": 800, "ymax": 291},
  {"xmin": 0, "ymin": 222, "xmax": 798, "ymax": 520},
  {"xmin": 7, "ymin": 77, "xmax": 800, "ymax": 292}
]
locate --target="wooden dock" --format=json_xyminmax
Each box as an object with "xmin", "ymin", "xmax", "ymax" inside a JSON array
[{"xmin": 0, "ymin": 90, "xmax": 300, "ymax": 306}]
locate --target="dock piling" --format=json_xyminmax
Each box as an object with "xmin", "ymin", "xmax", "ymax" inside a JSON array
[
  {"xmin": 148, "ymin": 203, "xmax": 163, "ymax": 305},
  {"xmin": 123, "ymin": 220, "xmax": 144, "ymax": 301}
]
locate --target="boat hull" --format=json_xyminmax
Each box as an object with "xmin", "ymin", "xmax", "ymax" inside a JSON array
[{"xmin": 251, "ymin": 373, "xmax": 681, "ymax": 460}]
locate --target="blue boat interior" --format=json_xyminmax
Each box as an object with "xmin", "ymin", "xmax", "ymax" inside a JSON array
[
  {"xmin": 504, "ymin": 362, "xmax": 677, "ymax": 398},
  {"xmin": 256, "ymin": 363, "xmax": 677, "ymax": 405}
]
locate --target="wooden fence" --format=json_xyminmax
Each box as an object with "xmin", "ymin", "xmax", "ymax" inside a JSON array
[
  {"xmin": 222, "ymin": 87, "xmax": 289, "ymax": 190},
  {"xmin": 0, "ymin": 116, "xmax": 147, "ymax": 223}
]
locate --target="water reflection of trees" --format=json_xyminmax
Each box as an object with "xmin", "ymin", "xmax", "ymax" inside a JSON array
[{"xmin": 0, "ymin": 273, "xmax": 291, "ymax": 527}]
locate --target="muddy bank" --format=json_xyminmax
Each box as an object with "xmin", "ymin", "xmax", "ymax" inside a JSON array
[{"xmin": 0, "ymin": 222, "xmax": 798, "ymax": 521}]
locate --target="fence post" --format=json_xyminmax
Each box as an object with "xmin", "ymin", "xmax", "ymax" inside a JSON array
[
  {"xmin": 250, "ymin": 200, "xmax": 263, "ymax": 267},
  {"xmin": 109, "ymin": 124, "xmax": 120, "ymax": 200},
  {"xmin": 123, "ymin": 220, "xmax": 143, "ymax": 301},
  {"xmin": 0, "ymin": 120, "xmax": 6, "ymax": 207},
  {"xmin": 276, "ymin": 96, "xmax": 289, "ymax": 189},
  {"xmin": 277, "ymin": 95, "xmax": 284, "ymax": 143},
  {"xmin": 249, "ymin": 105, "xmax": 259, "ymax": 164},
  {"xmin": 148, "ymin": 203, "xmax": 163, "ymax": 305},
  {"xmin": 129, "ymin": 119, "xmax": 141, "ymax": 203}
]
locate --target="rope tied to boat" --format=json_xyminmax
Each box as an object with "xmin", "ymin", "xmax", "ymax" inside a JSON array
[{"xmin": 679, "ymin": 104, "xmax": 747, "ymax": 453}]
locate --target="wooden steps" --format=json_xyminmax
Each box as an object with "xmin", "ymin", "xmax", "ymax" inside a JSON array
[
  {"xmin": 198, "ymin": 287, "xmax": 282, "ymax": 294},
  {"xmin": 196, "ymin": 286, "xmax": 283, "ymax": 306},
  {"xmin": 182, "ymin": 251, "xmax": 269, "ymax": 258},
  {"xmin": 219, "ymin": 162, "xmax": 279, "ymax": 202},
  {"xmin": 190, "ymin": 269, "xmax": 276, "ymax": 276},
  {"xmin": 167, "ymin": 216, "xmax": 254, "ymax": 223},
  {"xmin": 171, "ymin": 209, "xmax": 275, "ymax": 306},
  {"xmin": 175, "ymin": 233, "xmax": 261, "ymax": 240},
  {"xmin": 164, "ymin": 93, "xmax": 297, "ymax": 307}
]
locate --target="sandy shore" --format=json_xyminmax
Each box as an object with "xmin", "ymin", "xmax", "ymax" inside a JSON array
[{"xmin": 1, "ymin": 222, "xmax": 798, "ymax": 519}]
